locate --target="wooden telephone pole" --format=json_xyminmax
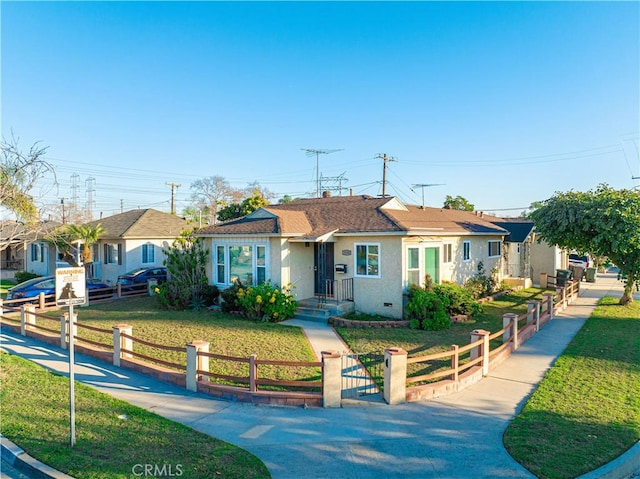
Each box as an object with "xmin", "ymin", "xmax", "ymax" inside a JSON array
[
  {"xmin": 376, "ymin": 153, "xmax": 396, "ymax": 197},
  {"xmin": 166, "ymin": 182, "xmax": 181, "ymax": 214}
]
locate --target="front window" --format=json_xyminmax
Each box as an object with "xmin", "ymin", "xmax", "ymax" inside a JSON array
[
  {"xmin": 215, "ymin": 243, "xmax": 268, "ymax": 286},
  {"xmin": 443, "ymin": 244, "xmax": 452, "ymax": 263},
  {"xmin": 488, "ymin": 240, "xmax": 501, "ymax": 258},
  {"xmin": 142, "ymin": 243, "xmax": 155, "ymax": 263},
  {"xmin": 355, "ymin": 243, "xmax": 380, "ymax": 277},
  {"xmin": 105, "ymin": 243, "xmax": 119, "ymax": 264},
  {"xmin": 407, "ymin": 247, "xmax": 420, "ymax": 286},
  {"xmin": 463, "ymin": 241, "xmax": 471, "ymax": 262},
  {"xmin": 31, "ymin": 243, "xmax": 43, "ymax": 262}
]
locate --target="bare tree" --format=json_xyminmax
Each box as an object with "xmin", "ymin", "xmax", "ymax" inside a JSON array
[
  {"xmin": 189, "ymin": 176, "xmax": 234, "ymax": 225},
  {"xmin": 1, "ymin": 134, "xmax": 55, "ymax": 223}
]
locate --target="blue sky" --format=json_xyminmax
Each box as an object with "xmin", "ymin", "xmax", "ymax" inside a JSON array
[{"xmin": 2, "ymin": 1, "xmax": 639, "ymax": 220}]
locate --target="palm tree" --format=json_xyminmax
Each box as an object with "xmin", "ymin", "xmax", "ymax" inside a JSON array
[{"xmin": 46, "ymin": 223, "xmax": 105, "ymax": 276}]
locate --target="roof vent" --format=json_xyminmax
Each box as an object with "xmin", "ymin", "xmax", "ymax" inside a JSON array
[{"xmin": 322, "ymin": 191, "xmax": 332, "ymax": 198}]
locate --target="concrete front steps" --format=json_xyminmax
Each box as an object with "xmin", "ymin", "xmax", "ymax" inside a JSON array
[{"xmin": 294, "ymin": 298, "xmax": 355, "ymax": 323}]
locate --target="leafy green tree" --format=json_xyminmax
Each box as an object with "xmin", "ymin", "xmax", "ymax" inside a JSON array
[
  {"xmin": 443, "ymin": 195, "xmax": 475, "ymax": 211},
  {"xmin": 217, "ymin": 188, "xmax": 268, "ymax": 222},
  {"xmin": 529, "ymin": 184, "xmax": 640, "ymax": 305}
]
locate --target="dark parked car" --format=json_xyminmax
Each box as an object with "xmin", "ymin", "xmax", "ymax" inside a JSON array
[
  {"xmin": 117, "ymin": 267, "xmax": 168, "ymax": 287},
  {"xmin": 6, "ymin": 276, "xmax": 113, "ymax": 304}
]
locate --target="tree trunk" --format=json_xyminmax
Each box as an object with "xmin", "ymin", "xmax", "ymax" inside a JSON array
[{"xmin": 619, "ymin": 272, "xmax": 637, "ymax": 305}]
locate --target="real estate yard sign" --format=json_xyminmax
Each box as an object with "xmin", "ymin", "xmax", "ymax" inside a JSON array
[{"xmin": 55, "ymin": 266, "xmax": 85, "ymax": 447}]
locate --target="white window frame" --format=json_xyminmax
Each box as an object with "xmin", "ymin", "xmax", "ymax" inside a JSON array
[
  {"xmin": 407, "ymin": 246, "xmax": 420, "ymax": 286},
  {"xmin": 104, "ymin": 243, "xmax": 120, "ymax": 265},
  {"xmin": 354, "ymin": 242, "xmax": 381, "ymax": 278},
  {"xmin": 142, "ymin": 243, "xmax": 155, "ymax": 264},
  {"xmin": 488, "ymin": 240, "xmax": 501, "ymax": 258},
  {"xmin": 443, "ymin": 244, "xmax": 453, "ymax": 263},
  {"xmin": 463, "ymin": 241, "xmax": 471, "ymax": 262},
  {"xmin": 213, "ymin": 242, "xmax": 269, "ymax": 286}
]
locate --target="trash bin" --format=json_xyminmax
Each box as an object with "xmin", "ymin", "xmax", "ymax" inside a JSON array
[
  {"xmin": 556, "ymin": 269, "xmax": 573, "ymax": 287},
  {"xmin": 148, "ymin": 278, "xmax": 158, "ymax": 296},
  {"xmin": 585, "ymin": 267, "xmax": 597, "ymax": 283},
  {"xmin": 569, "ymin": 265, "xmax": 585, "ymax": 282}
]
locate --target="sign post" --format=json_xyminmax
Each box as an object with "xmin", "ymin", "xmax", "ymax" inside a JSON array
[{"xmin": 55, "ymin": 267, "xmax": 86, "ymax": 447}]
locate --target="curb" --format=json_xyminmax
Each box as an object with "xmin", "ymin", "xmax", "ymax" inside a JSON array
[
  {"xmin": 576, "ymin": 441, "xmax": 640, "ymax": 479},
  {"xmin": 1, "ymin": 435, "xmax": 74, "ymax": 479}
]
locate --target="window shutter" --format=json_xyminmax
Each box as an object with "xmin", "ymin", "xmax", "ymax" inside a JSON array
[{"xmin": 118, "ymin": 244, "xmax": 123, "ymax": 265}]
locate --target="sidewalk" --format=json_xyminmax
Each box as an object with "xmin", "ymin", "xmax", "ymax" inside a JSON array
[{"xmin": 1, "ymin": 273, "xmax": 638, "ymax": 479}]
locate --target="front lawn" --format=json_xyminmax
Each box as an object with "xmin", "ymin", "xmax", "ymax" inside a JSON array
[
  {"xmin": 0, "ymin": 352, "xmax": 271, "ymax": 479},
  {"xmin": 34, "ymin": 296, "xmax": 320, "ymax": 389},
  {"xmin": 503, "ymin": 297, "xmax": 640, "ymax": 478}
]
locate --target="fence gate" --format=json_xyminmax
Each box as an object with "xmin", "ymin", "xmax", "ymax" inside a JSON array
[{"xmin": 341, "ymin": 351, "xmax": 384, "ymax": 399}]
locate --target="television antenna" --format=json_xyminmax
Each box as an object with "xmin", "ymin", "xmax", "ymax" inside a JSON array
[
  {"xmin": 411, "ymin": 183, "xmax": 446, "ymax": 209},
  {"xmin": 301, "ymin": 148, "xmax": 343, "ymax": 197}
]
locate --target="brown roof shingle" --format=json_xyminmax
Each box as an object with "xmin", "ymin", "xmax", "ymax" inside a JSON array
[
  {"xmin": 86, "ymin": 209, "xmax": 188, "ymax": 239},
  {"xmin": 197, "ymin": 195, "xmax": 507, "ymax": 237}
]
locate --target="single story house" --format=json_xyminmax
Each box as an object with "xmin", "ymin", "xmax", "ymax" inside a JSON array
[
  {"xmin": 83, "ymin": 209, "xmax": 189, "ymax": 284},
  {"xmin": 484, "ymin": 215, "xmax": 536, "ymax": 288},
  {"xmin": 196, "ymin": 194, "xmax": 511, "ymax": 319}
]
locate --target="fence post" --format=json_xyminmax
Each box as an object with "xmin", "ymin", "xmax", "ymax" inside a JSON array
[
  {"xmin": 383, "ymin": 347, "xmax": 407, "ymax": 405},
  {"xmin": 321, "ymin": 350, "xmax": 342, "ymax": 408},
  {"xmin": 116, "ymin": 284, "xmax": 122, "ymax": 298},
  {"xmin": 20, "ymin": 305, "xmax": 36, "ymax": 336},
  {"xmin": 450, "ymin": 345, "xmax": 459, "ymax": 382},
  {"xmin": 532, "ymin": 301, "xmax": 541, "ymax": 332},
  {"xmin": 470, "ymin": 330, "xmax": 490, "ymax": 376},
  {"xmin": 539, "ymin": 272, "xmax": 548, "ymax": 288},
  {"xmin": 112, "ymin": 324, "xmax": 133, "ymax": 367},
  {"xmin": 542, "ymin": 293, "xmax": 554, "ymax": 321},
  {"xmin": 503, "ymin": 313, "xmax": 518, "ymax": 350},
  {"xmin": 186, "ymin": 340, "xmax": 210, "ymax": 392},
  {"xmin": 59, "ymin": 312, "xmax": 78, "ymax": 350},
  {"xmin": 38, "ymin": 292, "xmax": 45, "ymax": 310},
  {"xmin": 249, "ymin": 354, "xmax": 258, "ymax": 392}
]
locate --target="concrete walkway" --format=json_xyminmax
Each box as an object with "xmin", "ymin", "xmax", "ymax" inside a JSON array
[{"xmin": 1, "ymin": 273, "xmax": 638, "ymax": 479}]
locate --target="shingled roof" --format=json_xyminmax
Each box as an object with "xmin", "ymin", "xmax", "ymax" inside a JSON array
[
  {"xmin": 197, "ymin": 195, "xmax": 507, "ymax": 238},
  {"xmin": 86, "ymin": 209, "xmax": 188, "ymax": 239}
]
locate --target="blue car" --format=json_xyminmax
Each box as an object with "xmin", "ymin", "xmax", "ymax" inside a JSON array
[{"xmin": 6, "ymin": 275, "xmax": 113, "ymax": 304}]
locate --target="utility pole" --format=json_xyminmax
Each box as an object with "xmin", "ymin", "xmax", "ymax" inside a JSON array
[
  {"xmin": 301, "ymin": 148, "xmax": 343, "ymax": 197},
  {"xmin": 120, "ymin": 199, "xmax": 124, "ymax": 213},
  {"xmin": 376, "ymin": 153, "xmax": 397, "ymax": 197},
  {"xmin": 166, "ymin": 182, "xmax": 181, "ymax": 214},
  {"xmin": 60, "ymin": 198, "xmax": 66, "ymax": 224},
  {"xmin": 85, "ymin": 177, "xmax": 96, "ymax": 220}
]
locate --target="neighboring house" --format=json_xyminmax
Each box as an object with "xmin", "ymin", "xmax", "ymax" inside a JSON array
[
  {"xmin": 83, "ymin": 209, "xmax": 189, "ymax": 284},
  {"xmin": 529, "ymin": 235, "xmax": 569, "ymax": 286},
  {"xmin": 196, "ymin": 194, "xmax": 509, "ymax": 319},
  {"xmin": 3, "ymin": 221, "xmax": 63, "ymax": 279},
  {"xmin": 484, "ymin": 215, "xmax": 536, "ymax": 288}
]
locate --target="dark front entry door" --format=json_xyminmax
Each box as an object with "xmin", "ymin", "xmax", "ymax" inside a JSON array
[{"xmin": 314, "ymin": 242, "xmax": 335, "ymax": 295}]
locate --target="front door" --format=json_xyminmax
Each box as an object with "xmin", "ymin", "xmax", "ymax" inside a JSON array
[
  {"xmin": 314, "ymin": 242, "xmax": 335, "ymax": 296},
  {"xmin": 424, "ymin": 247, "xmax": 440, "ymax": 284}
]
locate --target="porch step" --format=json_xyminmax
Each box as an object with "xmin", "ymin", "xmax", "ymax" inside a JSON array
[{"xmin": 294, "ymin": 299, "xmax": 355, "ymax": 323}]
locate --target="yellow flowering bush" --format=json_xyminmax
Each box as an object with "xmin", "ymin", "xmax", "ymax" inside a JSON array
[{"xmin": 235, "ymin": 281, "xmax": 297, "ymax": 322}]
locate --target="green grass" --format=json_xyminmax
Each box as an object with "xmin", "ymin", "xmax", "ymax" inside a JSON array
[
  {"xmin": 0, "ymin": 352, "xmax": 271, "ymax": 479},
  {"xmin": 1, "ymin": 279, "xmax": 16, "ymax": 299},
  {"xmin": 35, "ymin": 296, "xmax": 321, "ymax": 389},
  {"xmin": 503, "ymin": 297, "xmax": 640, "ymax": 479}
]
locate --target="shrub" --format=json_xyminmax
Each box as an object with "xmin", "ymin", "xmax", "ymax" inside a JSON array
[
  {"xmin": 434, "ymin": 282, "xmax": 482, "ymax": 317},
  {"xmin": 464, "ymin": 261, "xmax": 499, "ymax": 299},
  {"xmin": 236, "ymin": 282, "xmax": 297, "ymax": 322},
  {"xmin": 14, "ymin": 271, "xmax": 39, "ymax": 284},
  {"xmin": 220, "ymin": 281, "xmax": 245, "ymax": 313},
  {"xmin": 405, "ymin": 284, "xmax": 450, "ymax": 331},
  {"xmin": 158, "ymin": 229, "xmax": 211, "ymax": 311}
]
